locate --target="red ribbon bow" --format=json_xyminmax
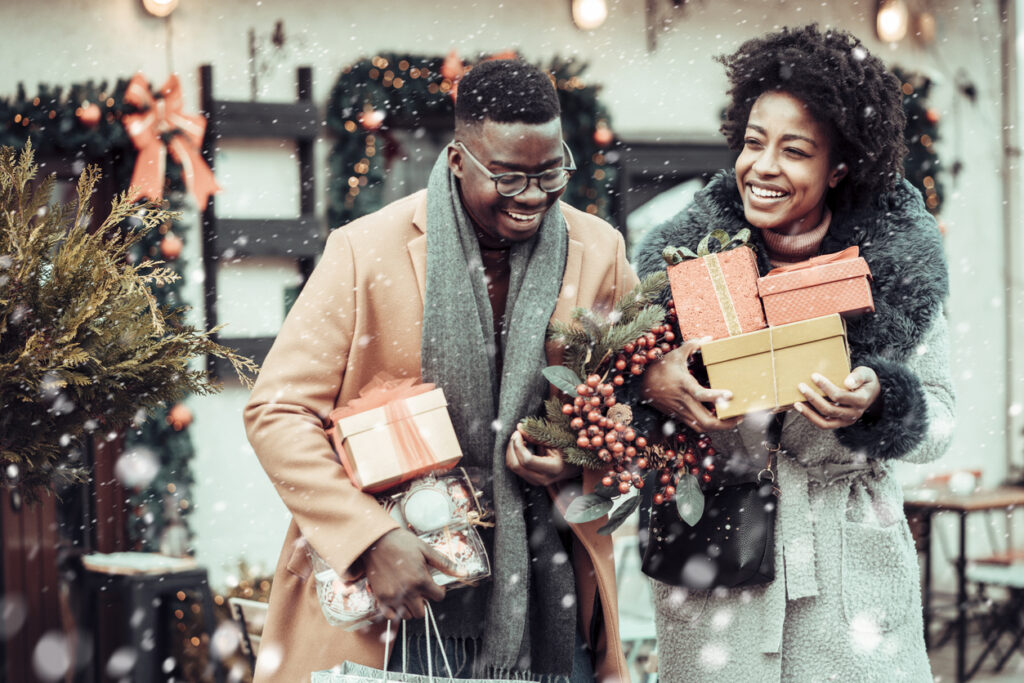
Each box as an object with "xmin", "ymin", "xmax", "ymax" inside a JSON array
[
  {"xmin": 765, "ymin": 245, "xmax": 861, "ymax": 275},
  {"xmin": 122, "ymin": 73, "xmax": 220, "ymax": 210},
  {"xmin": 329, "ymin": 374, "xmax": 436, "ymax": 421}
]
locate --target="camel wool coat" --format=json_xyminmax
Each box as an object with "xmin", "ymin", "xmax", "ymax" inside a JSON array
[{"xmin": 243, "ymin": 190, "xmax": 635, "ymax": 683}]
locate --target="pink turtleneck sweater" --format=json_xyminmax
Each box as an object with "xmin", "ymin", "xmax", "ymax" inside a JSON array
[{"xmin": 761, "ymin": 208, "xmax": 832, "ymax": 268}]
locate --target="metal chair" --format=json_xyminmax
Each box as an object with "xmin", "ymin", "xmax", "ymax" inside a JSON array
[
  {"xmin": 228, "ymin": 596, "xmax": 269, "ymax": 672},
  {"xmin": 963, "ymin": 556, "xmax": 1024, "ymax": 677}
]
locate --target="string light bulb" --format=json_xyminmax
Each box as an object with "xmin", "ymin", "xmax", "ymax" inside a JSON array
[
  {"xmin": 142, "ymin": 0, "xmax": 179, "ymax": 17},
  {"xmin": 571, "ymin": 0, "xmax": 608, "ymax": 31},
  {"xmin": 876, "ymin": 0, "xmax": 909, "ymax": 43}
]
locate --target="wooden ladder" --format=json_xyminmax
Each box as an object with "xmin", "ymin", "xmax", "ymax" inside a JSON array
[{"xmin": 199, "ymin": 64, "xmax": 324, "ymax": 377}]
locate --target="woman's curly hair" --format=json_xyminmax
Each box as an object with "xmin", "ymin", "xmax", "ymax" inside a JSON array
[{"xmin": 717, "ymin": 24, "xmax": 907, "ymax": 209}]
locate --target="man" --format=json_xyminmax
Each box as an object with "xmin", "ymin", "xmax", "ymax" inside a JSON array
[{"xmin": 244, "ymin": 59, "xmax": 633, "ymax": 682}]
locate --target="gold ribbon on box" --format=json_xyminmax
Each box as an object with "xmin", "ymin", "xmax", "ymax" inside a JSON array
[
  {"xmin": 328, "ymin": 374, "xmax": 439, "ymax": 483},
  {"xmin": 122, "ymin": 73, "xmax": 221, "ymax": 210},
  {"xmin": 662, "ymin": 228, "xmax": 753, "ymax": 337}
]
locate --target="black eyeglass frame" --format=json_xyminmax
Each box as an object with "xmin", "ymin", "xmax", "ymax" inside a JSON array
[{"xmin": 452, "ymin": 139, "xmax": 577, "ymax": 197}]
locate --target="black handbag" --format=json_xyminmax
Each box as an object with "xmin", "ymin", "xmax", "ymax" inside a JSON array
[{"xmin": 639, "ymin": 416, "xmax": 783, "ymax": 589}]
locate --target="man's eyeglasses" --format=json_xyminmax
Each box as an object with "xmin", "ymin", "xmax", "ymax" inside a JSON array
[{"xmin": 453, "ymin": 140, "xmax": 576, "ymax": 197}]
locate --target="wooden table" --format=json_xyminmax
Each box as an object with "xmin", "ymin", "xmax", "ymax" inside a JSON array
[{"xmin": 904, "ymin": 485, "xmax": 1024, "ymax": 682}]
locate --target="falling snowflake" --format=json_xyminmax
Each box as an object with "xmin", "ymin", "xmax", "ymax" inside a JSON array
[
  {"xmin": 848, "ymin": 612, "xmax": 883, "ymax": 654},
  {"xmin": 105, "ymin": 646, "xmax": 138, "ymax": 678},
  {"xmin": 115, "ymin": 447, "xmax": 160, "ymax": 488},
  {"xmin": 32, "ymin": 631, "xmax": 71, "ymax": 682},
  {"xmin": 699, "ymin": 642, "xmax": 729, "ymax": 671}
]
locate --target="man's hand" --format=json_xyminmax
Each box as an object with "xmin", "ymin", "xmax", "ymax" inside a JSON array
[
  {"xmin": 793, "ymin": 366, "xmax": 882, "ymax": 430},
  {"xmin": 361, "ymin": 528, "xmax": 465, "ymax": 621},
  {"xmin": 641, "ymin": 337, "xmax": 743, "ymax": 432},
  {"xmin": 506, "ymin": 431, "xmax": 580, "ymax": 487}
]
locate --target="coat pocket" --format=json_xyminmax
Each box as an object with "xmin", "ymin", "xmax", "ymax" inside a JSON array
[
  {"xmin": 285, "ymin": 539, "xmax": 313, "ymax": 581},
  {"xmin": 840, "ymin": 519, "xmax": 916, "ymax": 633}
]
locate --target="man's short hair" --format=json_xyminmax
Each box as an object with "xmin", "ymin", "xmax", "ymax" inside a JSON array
[{"xmin": 454, "ymin": 59, "xmax": 560, "ymax": 127}]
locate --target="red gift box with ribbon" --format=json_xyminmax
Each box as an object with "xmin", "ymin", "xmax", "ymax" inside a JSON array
[
  {"xmin": 664, "ymin": 229, "xmax": 767, "ymax": 341},
  {"xmin": 757, "ymin": 246, "xmax": 874, "ymax": 327},
  {"xmin": 326, "ymin": 375, "xmax": 462, "ymax": 493}
]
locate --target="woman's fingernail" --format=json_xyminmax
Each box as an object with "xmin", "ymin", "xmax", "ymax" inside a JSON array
[
  {"xmin": 798, "ymin": 383, "xmax": 811, "ymax": 394},
  {"xmin": 811, "ymin": 373, "xmax": 824, "ymax": 383},
  {"xmin": 793, "ymin": 403, "xmax": 804, "ymax": 413}
]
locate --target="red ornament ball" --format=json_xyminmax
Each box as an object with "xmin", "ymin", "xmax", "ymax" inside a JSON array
[
  {"xmin": 166, "ymin": 403, "xmax": 193, "ymax": 431},
  {"xmin": 160, "ymin": 232, "xmax": 184, "ymax": 260},
  {"xmin": 593, "ymin": 125, "xmax": 614, "ymax": 147},
  {"xmin": 77, "ymin": 103, "xmax": 102, "ymax": 127},
  {"xmin": 926, "ymin": 108, "xmax": 940, "ymax": 124}
]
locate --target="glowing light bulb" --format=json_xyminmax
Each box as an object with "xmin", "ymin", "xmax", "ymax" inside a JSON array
[
  {"xmin": 142, "ymin": 0, "xmax": 179, "ymax": 17},
  {"xmin": 876, "ymin": 0, "xmax": 909, "ymax": 43},
  {"xmin": 572, "ymin": 0, "xmax": 608, "ymax": 31}
]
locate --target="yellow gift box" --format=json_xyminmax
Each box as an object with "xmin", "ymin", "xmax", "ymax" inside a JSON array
[
  {"xmin": 701, "ymin": 314, "xmax": 851, "ymax": 419},
  {"xmin": 327, "ymin": 376, "xmax": 463, "ymax": 493}
]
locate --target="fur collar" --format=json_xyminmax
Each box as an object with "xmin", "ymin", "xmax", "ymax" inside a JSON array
[{"xmin": 634, "ymin": 170, "xmax": 949, "ymax": 364}]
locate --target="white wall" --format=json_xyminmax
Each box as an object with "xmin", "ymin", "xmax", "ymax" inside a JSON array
[{"xmin": 1, "ymin": 0, "xmax": 1018, "ymax": 589}]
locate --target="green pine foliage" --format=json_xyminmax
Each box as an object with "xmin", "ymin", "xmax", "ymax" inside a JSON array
[
  {"xmin": 558, "ymin": 272, "xmax": 668, "ymax": 379},
  {"xmin": 0, "ymin": 143, "xmax": 257, "ymax": 496}
]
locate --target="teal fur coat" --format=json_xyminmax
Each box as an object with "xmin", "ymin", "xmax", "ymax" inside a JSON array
[{"xmin": 633, "ymin": 171, "xmax": 955, "ymax": 682}]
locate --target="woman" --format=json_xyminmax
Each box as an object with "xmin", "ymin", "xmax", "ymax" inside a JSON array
[{"xmin": 633, "ymin": 25, "xmax": 954, "ymax": 682}]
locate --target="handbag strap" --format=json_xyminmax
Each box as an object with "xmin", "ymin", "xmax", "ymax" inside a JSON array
[{"xmin": 757, "ymin": 413, "xmax": 786, "ymax": 488}]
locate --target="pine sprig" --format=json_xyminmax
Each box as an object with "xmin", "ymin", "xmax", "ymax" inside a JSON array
[
  {"xmin": 0, "ymin": 142, "xmax": 259, "ymax": 498},
  {"xmin": 518, "ymin": 416, "xmax": 577, "ymax": 450},
  {"xmin": 613, "ymin": 271, "xmax": 669, "ymax": 318},
  {"xmin": 563, "ymin": 446, "xmax": 604, "ymax": 471},
  {"xmin": 544, "ymin": 396, "xmax": 572, "ymax": 427}
]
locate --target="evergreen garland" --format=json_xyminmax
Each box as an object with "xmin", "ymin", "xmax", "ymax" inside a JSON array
[
  {"xmin": 895, "ymin": 67, "xmax": 943, "ymax": 215},
  {"xmin": 0, "ymin": 79, "xmax": 136, "ymax": 188},
  {"xmin": 325, "ymin": 52, "xmax": 618, "ymax": 228}
]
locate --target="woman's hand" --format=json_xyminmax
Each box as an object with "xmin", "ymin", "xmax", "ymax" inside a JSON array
[
  {"xmin": 641, "ymin": 337, "xmax": 743, "ymax": 432},
  {"xmin": 793, "ymin": 366, "xmax": 881, "ymax": 429},
  {"xmin": 506, "ymin": 430, "xmax": 580, "ymax": 487}
]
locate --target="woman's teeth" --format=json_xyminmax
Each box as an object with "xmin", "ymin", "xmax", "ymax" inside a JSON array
[{"xmin": 751, "ymin": 185, "xmax": 787, "ymax": 199}]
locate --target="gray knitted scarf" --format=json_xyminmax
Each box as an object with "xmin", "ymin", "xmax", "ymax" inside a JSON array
[{"xmin": 420, "ymin": 151, "xmax": 576, "ymax": 678}]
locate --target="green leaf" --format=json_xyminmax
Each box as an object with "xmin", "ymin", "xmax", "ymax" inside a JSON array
[
  {"xmin": 592, "ymin": 480, "xmax": 619, "ymax": 499},
  {"xmin": 564, "ymin": 493, "xmax": 613, "ymax": 523},
  {"xmin": 675, "ymin": 474, "xmax": 705, "ymax": 526},
  {"xmin": 597, "ymin": 493, "xmax": 641, "ymax": 535},
  {"xmin": 542, "ymin": 365, "xmax": 583, "ymax": 396}
]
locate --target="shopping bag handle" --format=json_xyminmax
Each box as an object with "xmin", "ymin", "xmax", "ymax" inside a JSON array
[{"xmin": 381, "ymin": 603, "xmax": 454, "ymax": 681}]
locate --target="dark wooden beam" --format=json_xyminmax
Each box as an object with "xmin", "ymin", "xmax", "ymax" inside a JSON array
[
  {"xmin": 213, "ymin": 217, "xmax": 324, "ymax": 259},
  {"xmin": 205, "ymin": 101, "xmax": 320, "ymax": 140}
]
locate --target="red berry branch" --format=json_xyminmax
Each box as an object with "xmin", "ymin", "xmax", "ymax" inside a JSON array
[{"xmin": 517, "ymin": 272, "xmax": 714, "ymax": 533}]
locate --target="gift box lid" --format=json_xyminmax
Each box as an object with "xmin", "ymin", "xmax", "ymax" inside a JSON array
[
  {"xmin": 702, "ymin": 314, "xmax": 846, "ymax": 364},
  {"xmin": 334, "ymin": 389, "xmax": 451, "ymax": 441},
  {"xmin": 757, "ymin": 255, "xmax": 871, "ymax": 297}
]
